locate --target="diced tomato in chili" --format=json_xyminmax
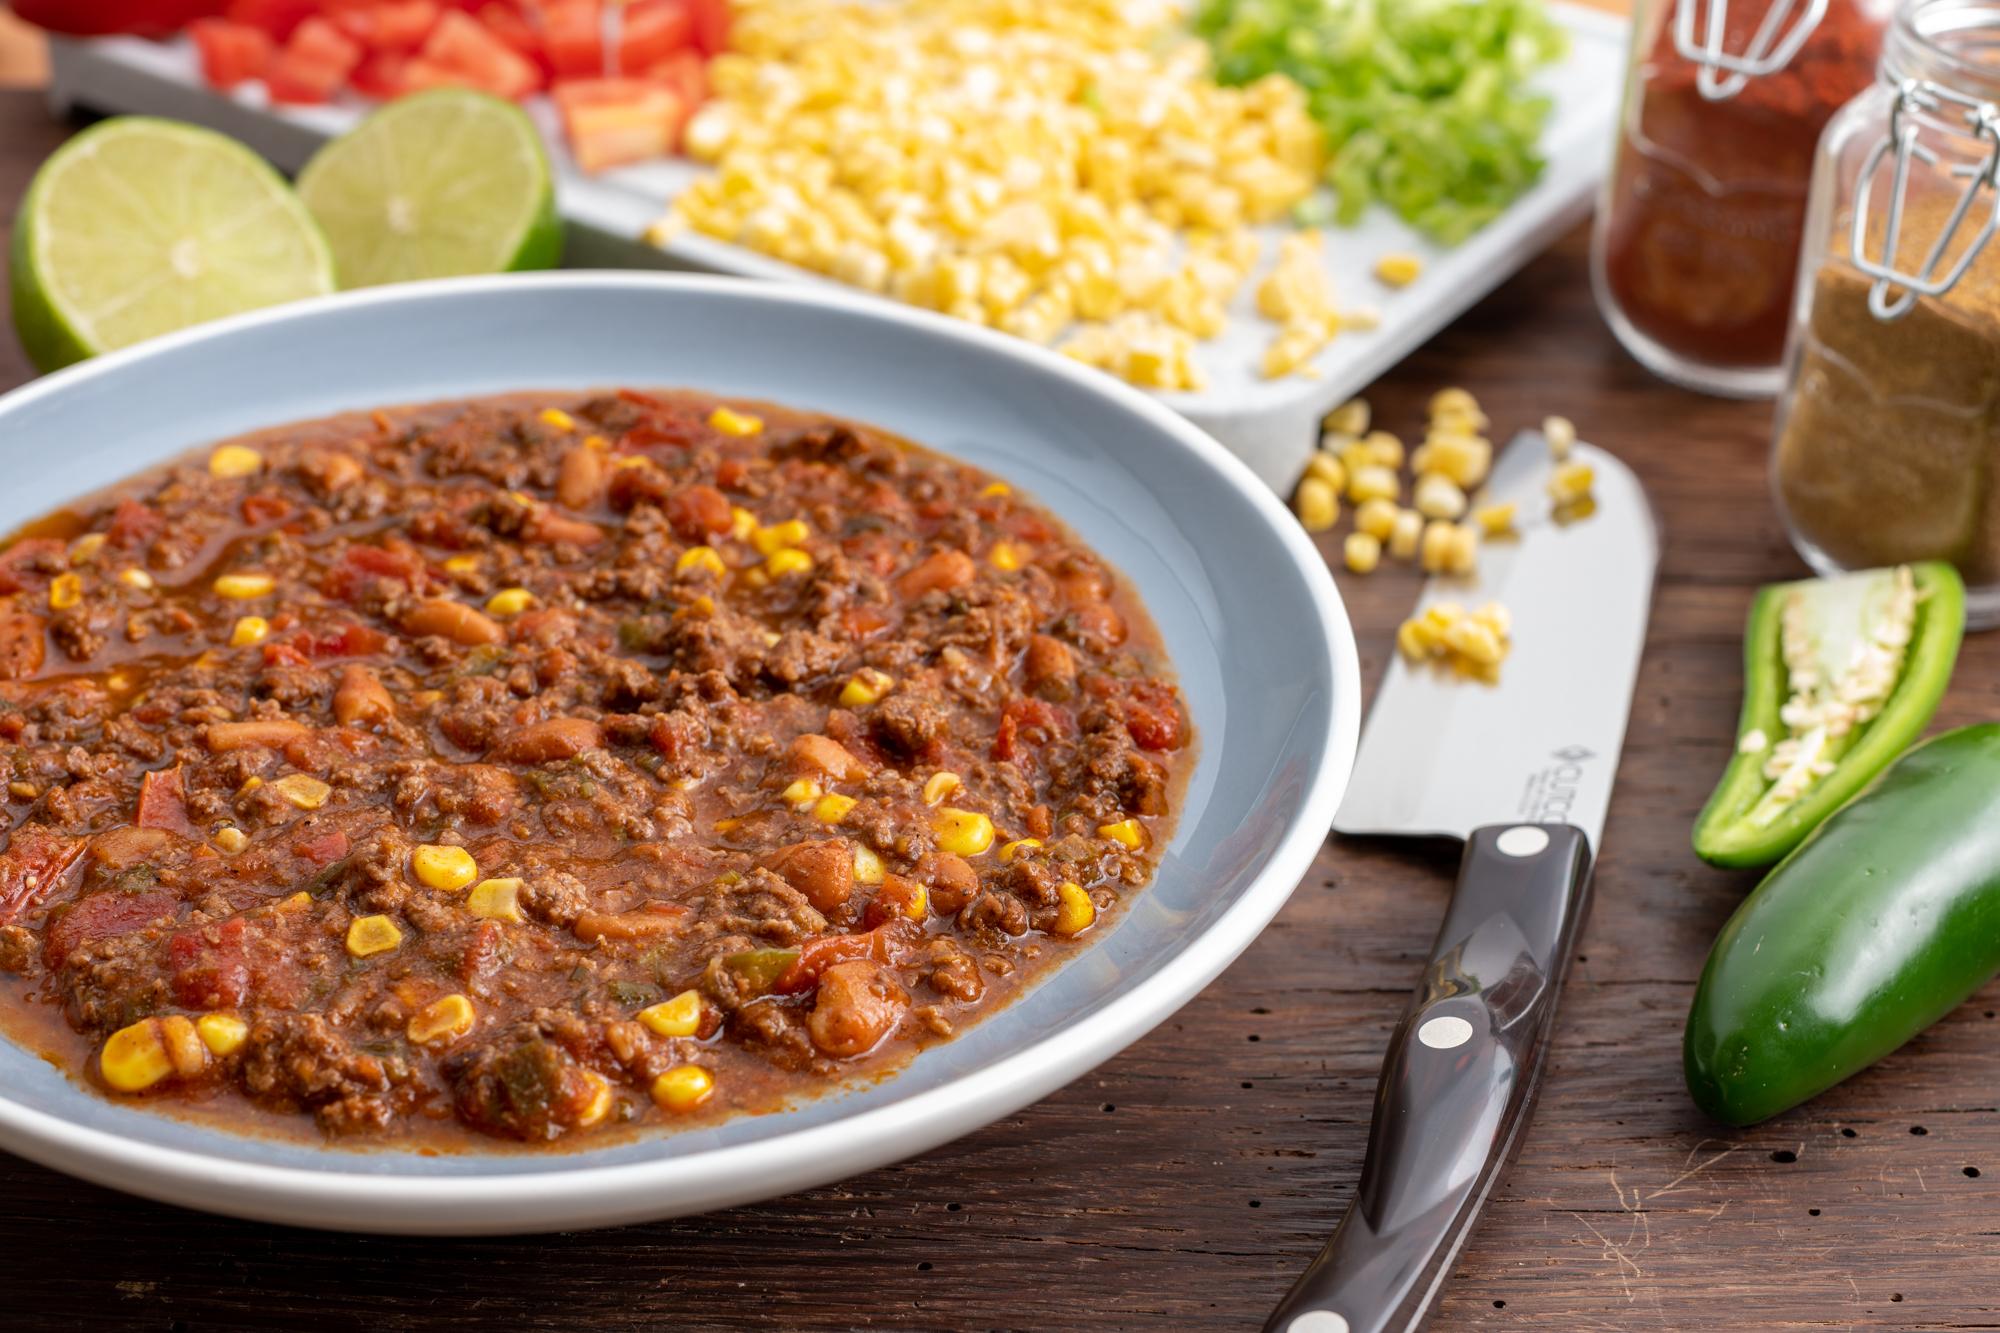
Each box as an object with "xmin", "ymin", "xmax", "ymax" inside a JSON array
[
  {"xmin": 241, "ymin": 493, "xmax": 294, "ymax": 525},
  {"xmin": 189, "ymin": 17, "xmax": 274, "ymax": 88},
  {"xmin": 330, "ymin": 1, "xmax": 439, "ymax": 52},
  {"xmin": 992, "ymin": 697, "xmax": 1076, "ymax": 762},
  {"xmin": 461, "ymin": 917, "xmax": 504, "ymax": 985},
  {"xmin": 0, "ymin": 538, "xmax": 65, "ymax": 595},
  {"xmin": 1121, "ymin": 679, "xmax": 1185, "ymax": 751},
  {"xmin": 43, "ymin": 888, "xmax": 175, "ymax": 968},
  {"xmin": 107, "ymin": 498, "xmax": 162, "ymax": 550},
  {"xmin": 261, "ymin": 642, "xmax": 313, "ymax": 669},
  {"xmin": 774, "ymin": 918, "xmax": 920, "ymax": 995},
  {"xmin": 322, "ymin": 543, "xmax": 426, "ymax": 601},
  {"xmin": 136, "ymin": 766, "xmax": 195, "ymax": 836},
  {"xmin": 419, "ymin": 10, "xmax": 542, "ymax": 98},
  {"xmin": 168, "ymin": 917, "xmax": 250, "ymax": 1010},
  {"xmin": 0, "ymin": 824, "xmax": 86, "ymax": 927},
  {"xmin": 290, "ymin": 827, "xmax": 350, "ymax": 868}
]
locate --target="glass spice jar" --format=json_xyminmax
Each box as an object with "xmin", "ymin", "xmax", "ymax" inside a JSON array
[
  {"xmin": 1592, "ymin": 0, "xmax": 1891, "ymax": 396},
  {"xmin": 1772, "ymin": 0, "xmax": 2000, "ymax": 626}
]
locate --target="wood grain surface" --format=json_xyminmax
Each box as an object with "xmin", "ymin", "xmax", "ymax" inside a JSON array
[{"xmin": 2, "ymin": 89, "xmax": 1998, "ymax": 1331}]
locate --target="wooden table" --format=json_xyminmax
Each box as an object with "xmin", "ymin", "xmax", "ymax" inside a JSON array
[{"xmin": 3, "ymin": 87, "xmax": 1998, "ymax": 1331}]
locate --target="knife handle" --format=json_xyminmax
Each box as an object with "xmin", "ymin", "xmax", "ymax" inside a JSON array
[{"xmin": 1264, "ymin": 823, "xmax": 1595, "ymax": 1333}]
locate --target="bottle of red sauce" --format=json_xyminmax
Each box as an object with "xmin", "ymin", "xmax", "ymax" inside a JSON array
[{"xmin": 1591, "ymin": 0, "xmax": 1890, "ymax": 397}]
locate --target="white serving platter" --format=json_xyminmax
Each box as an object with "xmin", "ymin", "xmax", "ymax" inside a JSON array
[{"xmin": 46, "ymin": 5, "xmax": 1624, "ymax": 490}]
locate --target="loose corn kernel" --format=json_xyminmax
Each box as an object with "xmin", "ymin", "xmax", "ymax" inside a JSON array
[
  {"xmin": 1355, "ymin": 497, "xmax": 1399, "ymax": 541},
  {"xmin": 47, "ymin": 572, "xmax": 81, "ymax": 610},
  {"xmin": 1549, "ymin": 461, "xmax": 1596, "ymax": 505},
  {"xmin": 922, "ymin": 772, "xmax": 961, "ymax": 806},
  {"xmin": 782, "ymin": 777, "xmax": 822, "ymax": 808},
  {"xmin": 729, "ymin": 507, "xmax": 758, "ymax": 542},
  {"xmin": 980, "ymin": 482, "xmax": 1012, "ymax": 499},
  {"xmin": 346, "ymin": 914, "xmax": 403, "ymax": 957},
  {"xmin": 999, "ymin": 837, "xmax": 1043, "ymax": 863},
  {"xmin": 709, "ymin": 406, "xmax": 764, "ymax": 436},
  {"xmin": 119, "ymin": 567, "xmax": 154, "ymax": 590},
  {"xmin": 1442, "ymin": 616, "xmax": 1506, "ymax": 667},
  {"xmin": 765, "ymin": 547, "xmax": 815, "ymax": 578},
  {"xmin": 652, "ymin": 1065, "xmax": 716, "ymax": 1113},
  {"xmin": 1323, "ymin": 398, "xmax": 1370, "ymax": 437},
  {"xmin": 539, "ymin": 408, "xmax": 576, "ymax": 431},
  {"xmin": 1364, "ymin": 430, "xmax": 1405, "ymax": 469},
  {"xmin": 485, "ymin": 587, "xmax": 535, "ymax": 618},
  {"xmin": 6, "ymin": 782, "xmax": 34, "ymax": 799},
  {"xmin": 1344, "ymin": 532, "xmax": 1381, "ymax": 574},
  {"xmin": 195, "ymin": 1013, "xmax": 248, "ymax": 1057},
  {"xmin": 1431, "ymin": 387, "xmax": 1481, "ymax": 420},
  {"xmin": 1388, "ymin": 508, "xmax": 1424, "ymax": 560},
  {"xmin": 412, "ymin": 844, "xmax": 478, "ymax": 892},
  {"xmin": 1098, "ymin": 818, "xmax": 1143, "ymax": 849},
  {"xmin": 213, "ymin": 825, "xmax": 248, "ymax": 854},
  {"xmin": 408, "ymin": 994, "xmax": 476, "ymax": 1046},
  {"xmin": 1473, "ymin": 601, "xmax": 1513, "ymax": 638},
  {"xmin": 237, "ymin": 776, "xmax": 263, "ymax": 795},
  {"xmin": 279, "ymin": 890, "xmax": 311, "ymax": 913},
  {"xmin": 214, "ymin": 572, "xmax": 275, "ymax": 599},
  {"xmin": 1474, "ymin": 502, "xmax": 1518, "ymax": 537},
  {"xmin": 639, "ymin": 990, "xmax": 706, "ymax": 1038},
  {"xmin": 1348, "ymin": 464, "xmax": 1400, "ymax": 505},
  {"xmin": 853, "ymin": 844, "xmax": 885, "ymax": 885},
  {"xmin": 443, "ymin": 554, "xmax": 480, "ymax": 576},
  {"xmin": 1294, "ymin": 477, "xmax": 1338, "ymax": 533},
  {"xmin": 932, "ymin": 806, "xmax": 996, "ymax": 857},
  {"xmin": 839, "ymin": 668, "xmax": 894, "ymax": 708},
  {"xmin": 676, "ymin": 545, "xmax": 726, "ymax": 579},
  {"xmin": 1396, "ymin": 616, "xmax": 1437, "ymax": 661},
  {"xmin": 1303, "ymin": 450, "xmax": 1347, "ymax": 495},
  {"xmin": 1421, "ymin": 520, "xmax": 1459, "ymax": 574},
  {"xmin": 69, "ymin": 533, "xmax": 105, "ymax": 565},
  {"xmin": 270, "ymin": 773, "xmax": 331, "ymax": 810},
  {"xmin": 101, "ymin": 1019, "xmax": 174, "ymax": 1092},
  {"xmin": 576, "ymin": 1071, "xmax": 614, "ymax": 1127},
  {"xmin": 1052, "ymin": 882, "xmax": 1097, "ymax": 936},
  {"xmin": 813, "ymin": 793, "xmax": 858, "ymax": 824},
  {"xmin": 1412, "ymin": 435, "xmax": 1493, "ymax": 489},
  {"xmin": 466, "ymin": 877, "xmax": 524, "ymax": 922},
  {"xmin": 1414, "ymin": 473, "xmax": 1468, "ymax": 521},
  {"xmin": 1544, "ymin": 414, "xmax": 1577, "ymax": 460},
  {"xmin": 1375, "ymin": 252, "xmax": 1424, "ymax": 287},
  {"xmin": 158, "ymin": 1015, "xmax": 207, "ymax": 1077},
  {"xmin": 751, "ymin": 519, "xmax": 810, "ymax": 556},
  {"xmin": 229, "ymin": 615, "xmax": 269, "ymax": 646},
  {"xmin": 208, "ymin": 444, "xmax": 264, "ymax": 478},
  {"xmin": 989, "ymin": 541, "xmax": 1024, "ymax": 572}
]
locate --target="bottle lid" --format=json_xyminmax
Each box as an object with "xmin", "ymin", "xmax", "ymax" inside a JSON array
[{"xmin": 1674, "ymin": 0, "xmax": 1830, "ymax": 100}]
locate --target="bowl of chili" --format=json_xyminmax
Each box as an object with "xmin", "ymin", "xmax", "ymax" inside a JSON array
[{"xmin": 0, "ymin": 272, "xmax": 1356, "ymax": 1233}]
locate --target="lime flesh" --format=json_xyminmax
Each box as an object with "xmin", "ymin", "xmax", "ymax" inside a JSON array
[
  {"xmin": 10, "ymin": 117, "xmax": 335, "ymax": 373},
  {"xmin": 296, "ymin": 89, "xmax": 562, "ymax": 289}
]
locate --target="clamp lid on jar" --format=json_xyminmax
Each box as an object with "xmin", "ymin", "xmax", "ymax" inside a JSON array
[{"xmin": 1675, "ymin": 0, "xmax": 1831, "ymax": 99}]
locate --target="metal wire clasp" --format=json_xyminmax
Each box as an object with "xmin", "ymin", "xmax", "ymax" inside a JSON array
[
  {"xmin": 1850, "ymin": 79, "xmax": 2000, "ymax": 321},
  {"xmin": 1673, "ymin": 0, "xmax": 1829, "ymax": 101}
]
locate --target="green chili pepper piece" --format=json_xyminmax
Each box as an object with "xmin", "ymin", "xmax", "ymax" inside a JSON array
[
  {"xmin": 1691, "ymin": 562, "xmax": 1963, "ymax": 869},
  {"xmin": 723, "ymin": 947, "xmax": 800, "ymax": 996},
  {"xmin": 1687, "ymin": 724, "xmax": 2000, "ymax": 1125}
]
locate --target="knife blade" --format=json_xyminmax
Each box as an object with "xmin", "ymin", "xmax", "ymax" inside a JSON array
[{"xmin": 1267, "ymin": 432, "xmax": 1659, "ymax": 1333}]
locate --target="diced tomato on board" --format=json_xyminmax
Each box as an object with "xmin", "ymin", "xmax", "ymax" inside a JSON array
[
  {"xmin": 418, "ymin": 9, "xmax": 543, "ymax": 97},
  {"xmin": 222, "ymin": 0, "xmax": 319, "ymax": 42},
  {"xmin": 554, "ymin": 78, "xmax": 686, "ymax": 172},
  {"xmin": 541, "ymin": 0, "xmax": 605, "ymax": 79},
  {"xmin": 330, "ymin": 1, "xmax": 440, "ymax": 52},
  {"xmin": 266, "ymin": 15, "xmax": 364, "ymax": 102},
  {"xmin": 617, "ymin": 0, "xmax": 693, "ymax": 74},
  {"xmin": 188, "ymin": 17, "xmax": 274, "ymax": 87}
]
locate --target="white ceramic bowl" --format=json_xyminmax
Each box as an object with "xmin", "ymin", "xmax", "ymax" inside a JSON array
[{"xmin": 0, "ymin": 273, "xmax": 1358, "ymax": 1234}]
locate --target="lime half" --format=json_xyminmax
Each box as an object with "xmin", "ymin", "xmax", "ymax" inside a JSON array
[
  {"xmin": 297, "ymin": 89, "xmax": 562, "ymax": 289},
  {"xmin": 10, "ymin": 117, "xmax": 336, "ymax": 373}
]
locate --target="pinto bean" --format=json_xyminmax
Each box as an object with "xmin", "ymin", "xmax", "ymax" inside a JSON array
[
  {"xmin": 556, "ymin": 444, "xmax": 608, "ymax": 510},
  {"xmin": 896, "ymin": 549, "xmax": 976, "ymax": 600},
  {"xmin": 0, "ymin": 613, "xmax": 45, "ymax": 681},
  {"xmin": 1023, "ymin": 634, "xmax": 1077, "ymax": 701},
  {"xmin": 402, "ymin": 598, "xmax": 504, "ymax": 646},
  {"xmin": 489, "ymin": 717, "xmax": 604, "ymax": 764},
  {"xmin": 915, "ymin": 852, "xmax": 979, "ymax": 915},
  {"xmin": 1065, "ymin": 601, "xmax": 1127, "ymax": 650},
  {"xmin": 572, "ymin": 903, "xmax": 687, "ymax": 944},
  {"xmin": 765, "ymin": 839, "xmax": 855, "ymax": 915},
  {"xmin": 665, "ymin": 484, "xmax": 733, "ymax": 541},
  {"xmin": 206, "ymin": 719, "xmax": 314, "ymax": 752},
  {"xmin": 87, "ymin": 825, "xmax": 177, "ymax": 868},
  {"xmin": 807, "ymin": 959, "xmax": 909, "ymax": 1058},
  {"xmin": 786, "ymin": 733, "xmax": 868, "ymax": 784},
  {"xmin": 300, "ymin": 449, "xmax": 364, "ymax": 500},
  {"xmin": 334, "ymin": 664, "xmax": 395, "ymax": 727},
  {"xmin": 524, "ymin": 509, "xmax": 605, "ymax": 547}
]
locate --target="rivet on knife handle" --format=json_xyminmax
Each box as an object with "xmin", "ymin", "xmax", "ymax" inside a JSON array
[{"xmin": 1264, "ymin": 823, "xmax": 1595, "ymax": 1333}]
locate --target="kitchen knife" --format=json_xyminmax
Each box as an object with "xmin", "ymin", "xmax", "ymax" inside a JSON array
[{"xmin": 1266, "ymin": 432, "xmax": 1659, "ymax": 1333}]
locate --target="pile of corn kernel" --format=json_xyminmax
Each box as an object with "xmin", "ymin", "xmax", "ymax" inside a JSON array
[
  {"xmin": 656, "ymin": 0, "xmax": 1342, "ymax": 389},
  {"xmin": 1292, "ymin": 388, "xmax": 1596, "ymax": 681}
]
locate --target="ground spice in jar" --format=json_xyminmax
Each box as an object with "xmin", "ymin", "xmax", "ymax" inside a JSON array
[
  {"xmin": 1775, "ymin": 188, "xmax": 2000, "ymax": 581},
  {"xmin": 1599, "ymin": 0, "xmax": 1889, "ymax": 371}
]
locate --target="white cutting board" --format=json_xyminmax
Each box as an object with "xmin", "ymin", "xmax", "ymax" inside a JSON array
[{"xmin": 46, "ymin": 6, "xmax": 1624, "ymax": 490}]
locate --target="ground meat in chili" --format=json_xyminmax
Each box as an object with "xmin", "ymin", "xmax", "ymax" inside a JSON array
[{"xmin": 0, "ymin": 391, "xmax": 1191, "ymax": 1147}]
